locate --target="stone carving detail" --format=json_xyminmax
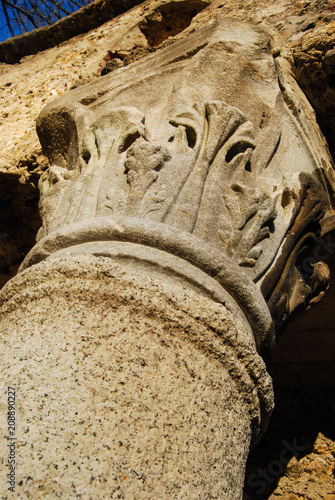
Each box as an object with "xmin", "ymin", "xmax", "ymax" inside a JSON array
[
  {"xmin": 38, "ymin": 100, "xmax": 277, "ymax": 277},
  {"xmin": 262, "ymin": 174, "xmax": 329, "ymax": 330},
  {"xmin": 25, "ymin": 19, "xmax": 335, "ymax": 354}
]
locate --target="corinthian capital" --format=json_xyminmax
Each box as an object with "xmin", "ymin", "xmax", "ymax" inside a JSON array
[{"xmin": 21, "ymin": 18, "xmax": 335, "ymax": 362}]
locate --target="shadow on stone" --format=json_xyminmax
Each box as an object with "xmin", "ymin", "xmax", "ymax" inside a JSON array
[
  {"xmin": 244, "ymin": 252, "xmax": 335, "ymax": 498},
  {"xmin": 139, "ymin": 0, "xmax": 208, "ymax": 47},
  {"xmin": 243, "ymin": 364, "xmax": 335, "ymax": 499},
  {"xmin": 0, "ymin": 171, "xmax": 41, "ymax": 287}
]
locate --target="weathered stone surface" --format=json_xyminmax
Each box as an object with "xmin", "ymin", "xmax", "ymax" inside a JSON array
[
  {"xmin": 0, "ymin": 0, "xmax": 145, "ymax": 64},
  {"xmin": 24, "ymin": 18, "xmax": 335, "ymax": 347},
  {"xmin": 0, "ymin": 254, "xmax": 273, "ymax": 498},
  {"xmin": 292, "ymin": 21, "xmax": 335, "ymax": 159}
]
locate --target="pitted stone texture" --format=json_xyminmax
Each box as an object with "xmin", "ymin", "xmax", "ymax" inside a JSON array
[
  {"xmin": 19, "ymin": 219, "xmax": 275, "ymax": 360},
  {"xmin": 0, "ymin": 254, "xmax": 273, "ymax": 499}
]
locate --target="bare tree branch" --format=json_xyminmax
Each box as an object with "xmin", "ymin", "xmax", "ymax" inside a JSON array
[
  {"xmin": 0, "ymin": 0, "xmax": 89, "ymax": 36},
  {"xmin": 3, "ymin": 0, "xmax": 39, "ymax": 27},
  {"xmin": 1, "ymin": 0, "xmax": 14, "ymax": 35}
]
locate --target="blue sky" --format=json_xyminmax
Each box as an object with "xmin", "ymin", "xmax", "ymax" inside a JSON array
[
  {"xmin": 0, "ymin": 25, "xmax": 15, "ymax": 42},
  {"xmin": 0, "ymin": 14, "xmax": 17, "ymax": 42}
]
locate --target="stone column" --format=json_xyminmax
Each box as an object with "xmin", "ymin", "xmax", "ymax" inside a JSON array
[
  {"xmin": 1, "ymin": 18, "xmax": 334, "ymax": 499},
  {"xmin": 0, "ymin": 248, "xmax": 273, "ymax": 498}
]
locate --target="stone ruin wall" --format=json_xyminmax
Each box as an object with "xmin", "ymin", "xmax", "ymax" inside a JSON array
[{"xmin": 0, "ymin": 0, "xmax": 335, "ymax": 498}]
